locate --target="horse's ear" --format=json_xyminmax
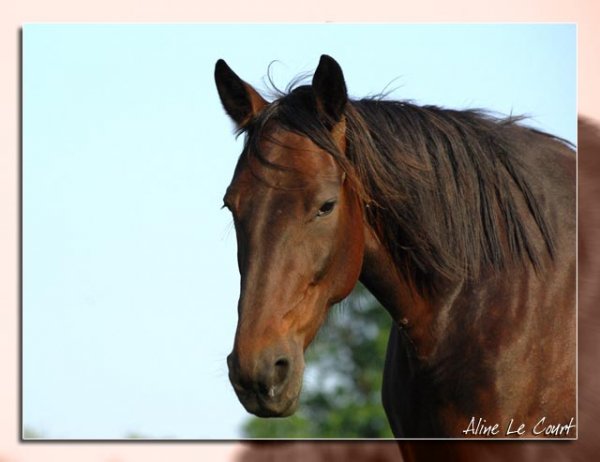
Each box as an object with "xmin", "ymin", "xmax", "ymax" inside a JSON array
[
  {"xmin": 214, "ymin": 59, "xmax": 268, "ymax": 127},
  {"xmin": 312, "ymin": 55, "xmax": 348, "ymax": 126}
]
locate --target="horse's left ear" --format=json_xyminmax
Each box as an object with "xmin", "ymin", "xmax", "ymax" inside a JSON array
[
  {"xmin": 214, "ymin": 59, "xmax": 268, "ymax": 128},
  {"xmin": 312, "ymin": 55, "xmax": 348, "ymax": 126}
]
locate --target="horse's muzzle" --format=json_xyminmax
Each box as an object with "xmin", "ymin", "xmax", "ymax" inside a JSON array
[{"xmin": 227, "ymin": 348, "xmax": 304, "ymax": 417}]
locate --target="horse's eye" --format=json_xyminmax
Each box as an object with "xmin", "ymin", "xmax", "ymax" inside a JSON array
[{"xmin": 317, "ymin": 200, "xmax": 336, "ymax": 217}]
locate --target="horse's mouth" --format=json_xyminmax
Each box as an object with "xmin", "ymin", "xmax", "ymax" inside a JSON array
[
  {"xmin": 227, "ymin": 348, "xmax": 305, "ymax": 418},
  {"xmin": 235, "ymin": 387, "xmax": 300, "ymax": 418}
]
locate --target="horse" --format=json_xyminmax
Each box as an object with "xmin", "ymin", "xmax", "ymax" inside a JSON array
[{"xmin": 214, "ymin": 55, "xmax": 576, "ymax": 445}]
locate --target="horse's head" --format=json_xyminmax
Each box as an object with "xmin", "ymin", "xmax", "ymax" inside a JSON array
[{"xmin": 215, "ymin": 56, "xmax": 366, "ymax": 417}]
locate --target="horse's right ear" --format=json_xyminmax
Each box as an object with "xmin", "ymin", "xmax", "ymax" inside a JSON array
[
  {"xmin": 214, "ymin": 59, "xmax": 267, "ymax": 127},
  {"xmin": 312, "ymin": 55, "xmax": 347, "ymax": 126}
]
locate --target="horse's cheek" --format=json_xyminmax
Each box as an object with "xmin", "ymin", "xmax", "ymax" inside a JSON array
[{"xmin": 326, "ymin": 217, "xmax": 364, "ymax": 300}]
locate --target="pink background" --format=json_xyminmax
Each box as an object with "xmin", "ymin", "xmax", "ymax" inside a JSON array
[{"xmin": 3, "ymin": 1, "xmax": 599, "ymax": 461}]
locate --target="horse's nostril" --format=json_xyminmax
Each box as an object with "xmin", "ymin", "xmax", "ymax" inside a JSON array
[
  {"xmin": 256, "ymin": 357, "xmax": 292, "ymax": 399},
  {"xmin": 274, "ymin": 357, "xmax": 290, "ymax": 385},
  {"xmin": 275, "ymin": 357, "xmax": 289, "ymax": 368}
]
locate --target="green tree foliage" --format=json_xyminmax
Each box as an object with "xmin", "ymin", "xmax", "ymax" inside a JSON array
[
  {"xmin": 242, "ymin": 284, "xmax": 394, "ymax": 438},
  {"xmin": 23, "ymin": 426, "xmax": 45, "ymax": 439}
]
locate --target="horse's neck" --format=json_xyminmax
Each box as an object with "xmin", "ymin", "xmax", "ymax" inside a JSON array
[{"xmin": 359, "ymin": 225, "xmax": 459, "ymax": 359}]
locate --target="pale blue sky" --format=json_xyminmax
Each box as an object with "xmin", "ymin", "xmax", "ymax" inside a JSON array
[{"xmin": 23, "ymin": 24, "xmax": 575, "ymax": 439}]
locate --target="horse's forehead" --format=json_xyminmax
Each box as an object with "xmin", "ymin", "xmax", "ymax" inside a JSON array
[
  {"xmin": 229, "ymin": 129, "xmax": 341, "ymax": 196},
  {"xmin": 259, "ymin": 129, "xmax": 339, "ymax": 175}
]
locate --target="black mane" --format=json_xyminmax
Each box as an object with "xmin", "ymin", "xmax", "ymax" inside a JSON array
[{"xmin": 240, "ymin": 84, "xmax": 569, "ymax": 291}]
